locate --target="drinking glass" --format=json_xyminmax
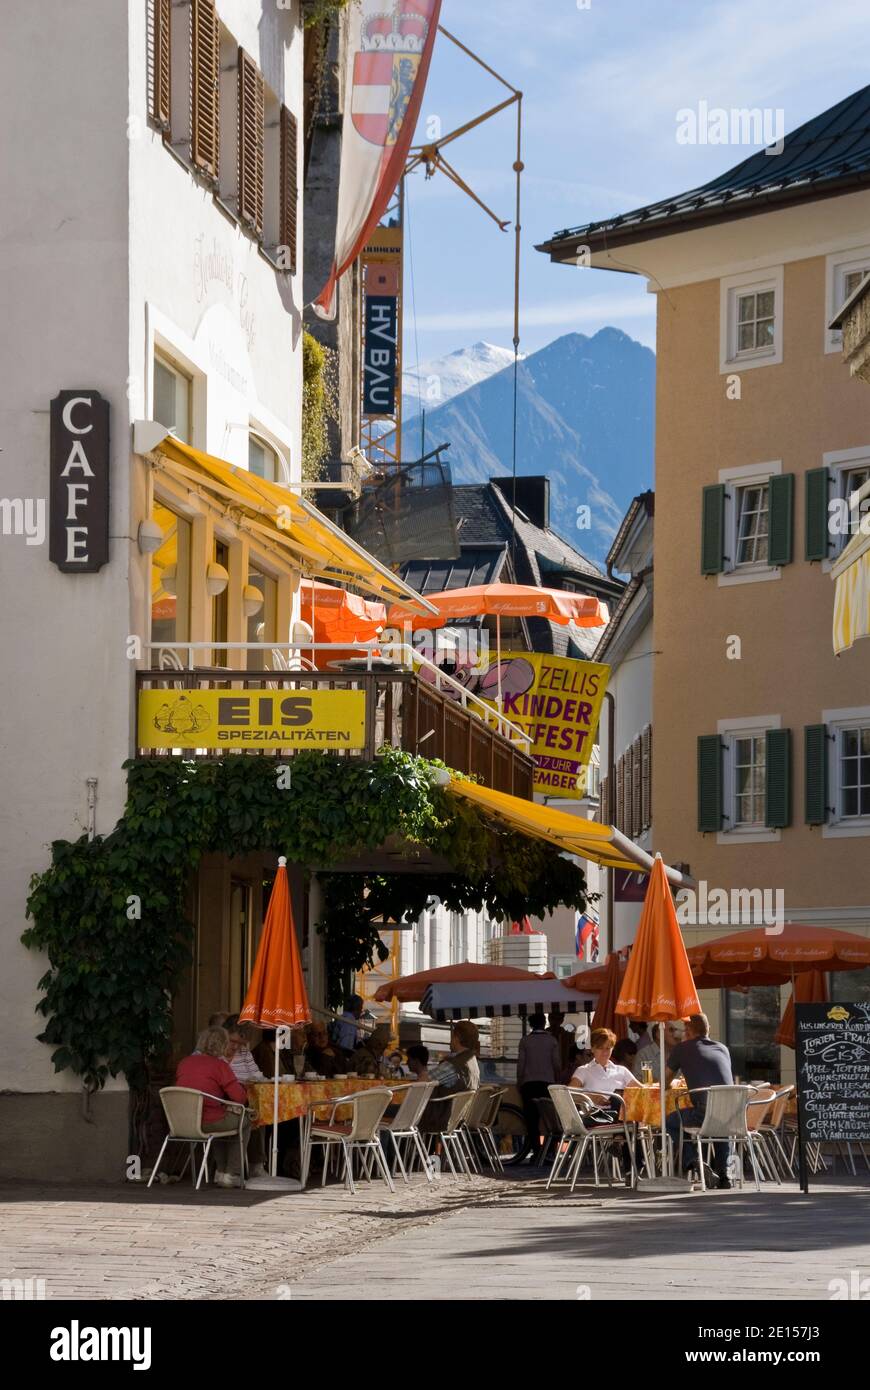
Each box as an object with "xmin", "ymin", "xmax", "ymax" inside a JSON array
[{"xmin": 292, "ymin": 1053, "xmax": 306, "ymax": 1080}]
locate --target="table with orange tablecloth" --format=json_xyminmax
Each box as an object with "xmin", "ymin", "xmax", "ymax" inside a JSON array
[
  {"xmin": 246, "ymin": 1077, "xmax": 397, "ymax": 1127},
  {"xmin": 622, "ymin": 1084, "xmax": 692, "ymax": 1127}
]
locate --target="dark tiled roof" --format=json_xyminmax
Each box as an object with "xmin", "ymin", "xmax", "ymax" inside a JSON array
[
  {"xmin": 540, "ymin": 84, "xmax": 870, "ymax": 256},
  {"xmin": 402, "ymin": 547, "xmax": 506, "ymax": 593}
]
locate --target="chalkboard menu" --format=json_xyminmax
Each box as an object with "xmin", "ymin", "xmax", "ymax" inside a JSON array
[{"xmin": 795, "ymin": 1002, "xmax": 870, "ymax": 1145}]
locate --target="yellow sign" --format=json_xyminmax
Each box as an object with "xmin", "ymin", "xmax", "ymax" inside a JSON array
[
  {"xmin": 827, "ymin": 1005, "xmax": 851, "ymax": 1022},
  {"xmin": 138, "ymin": 689, "xmax": 366, "ymax": 750},
  {"xmin": 481, "ymin": 651, "xmax": 610, "ymax": 799}
]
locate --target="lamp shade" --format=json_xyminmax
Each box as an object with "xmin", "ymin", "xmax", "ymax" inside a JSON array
[
  {"xmin": 206, "ymin": 562, "xmax": 229, "ymax": 597},
  {"xmin": 138, "ymin": 518, "xmax": 164, "ymax": 554},
  {"xmin": 243, "ymin": 583, "xmax": 264, "ymax": 618},
  {"xmin": 160, "ymin": 564, "xmax": 178, "ymax": 597}
]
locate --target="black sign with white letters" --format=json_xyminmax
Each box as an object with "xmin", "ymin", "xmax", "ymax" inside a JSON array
[
  {"xmin": 49, "ymin": 390, "xmax": 110, "ymax": 572},
  {"xmin": 362, "ymin": 295, "xmax": 398, "ymax": 416}
]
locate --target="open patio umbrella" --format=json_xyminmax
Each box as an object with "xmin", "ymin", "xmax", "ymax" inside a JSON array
[
  {"xmin": 564, "ymin": 953, "xmax": 628, "ymax": 997},
  {"xmin": 239, "ymin": 857, "xmax": 311, "ymax": 1179},
  {"xmin": 590, "ymin": 952, "xmax": 629, "ymax": 1041},
  {"xmin": 775, "ymin": 971, "xmax": 829, "ymax": 1050},
  {"xmin": 374, "ymin": 960, "xmax": 555, "ymax": 1004},
  {"xmin": 615, "ymin": 854, "xmax": 701, "ymax": 1177},
  {"xmin": 685, "ymin": 923, "xmax": 870, "ymax": 981},
  {"xmin": 386, "ymin": 584, "xmax": 610, "ymax": 708}
]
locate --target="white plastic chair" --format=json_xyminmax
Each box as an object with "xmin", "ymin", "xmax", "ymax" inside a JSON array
[
  {"xmin": 462, "ymin": 1085, "xmax": 507, "ymax": 1172},
  {"xmin": 423, "ymin": 1091, "xmax": 476, "ymax": 1177},
  {"xmin": 547, "ymin": 1087, "xmax": 636, "ymax": 1190},
  {"xmin": 148, "ymin": 1087, "xmax": 250, "ymax": 1190},
  {"xmin": 677, "ymin": 1085, "xmax": 770, "ymax": 1191},
  {"xmin": 304, "ymin": 1088, "xmax": 395, "ymax": 1195},
  {"xmin": 379, "ymin": 1081, "xmax": 437, "ymax": 1182}
]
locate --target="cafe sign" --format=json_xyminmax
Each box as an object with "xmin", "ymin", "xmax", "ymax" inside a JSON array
[
  {"xmin": 49, "ymin": 390, "xmax": 110, "ymax": 572},
  {"xmin": 138, "ymin": 689, "xmax": 366, "ymax": 750}
]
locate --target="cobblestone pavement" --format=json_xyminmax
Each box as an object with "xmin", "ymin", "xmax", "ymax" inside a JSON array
[{"xmin": 2, "ymin": 1172, "xmax": 868, "ymax": 1301}]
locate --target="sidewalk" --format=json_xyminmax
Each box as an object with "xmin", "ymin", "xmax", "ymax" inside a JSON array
[{"xmin": 1, "ymin": 1172, "xmax": 867, "ymax": 1301}]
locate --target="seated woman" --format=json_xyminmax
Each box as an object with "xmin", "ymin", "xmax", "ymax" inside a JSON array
[
  {"xmin": 570, "ymin": 1027, "xmax": 640, "ymax": 1116},
  {"xmin": 175, "ymin": 1026, "xmax": 251, "ymax": 1187},
  {"xmin": 304, "ymin": 1022, "xmax": 340, "ymax": 1079}
]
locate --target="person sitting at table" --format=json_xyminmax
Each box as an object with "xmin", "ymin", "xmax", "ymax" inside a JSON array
[
  {"xmin": 226, "ymin": 1021, "xmax": 268, "ymax": 1083},
  {"xmin": 635, "ymin": 1021, "xmax": 682, "ymax": 1082},
  {"xmin": 611, "ymin": 1037, "xmax": 639, "ymax": 1072},
  {"xmin": 664, "ymin": 1013, "xmax": 735, "ymax": 1190},
  {"xmin": 175, "ymin": 1027, "xmax": 252, "ymax": 1187},
  {"xmin": 570, "ymin": 1027, "xmax": 640, "ymax": 1184},
  {"xmin": 305, "ymin": 1022, "xmax": 340, "ymax": 1078},
  {"xmin": 418, "ymin": 1023, "xmax": 481, "ymax": 1136},
  {"xmin": 406, "ymin": 1044, "xmax": 431, "ymax": 1083}
]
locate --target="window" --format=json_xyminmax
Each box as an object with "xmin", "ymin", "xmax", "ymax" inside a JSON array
[
  {"xmin": 246, "ymin": 567, "xmax": 277, "ymax": 671},
  {"xmin": 249, "ymin": 434, "xmax": 280, "ymax": 483},
  {"xmin": 212, "ymin": 538, "xmax": 229, "ymax": 661},
  {"xmin": 153, "ymin": 354, "xmax": 191, "ymax": 443},
  {"xmin": 725, "ymin": 987, "xmax": 781, "ymax": 1084},
  {"xmin": 831, "ymin": 966, "xmax": 870, "ymax": 1005},
  {"xmin": 734, "ymin": 483, "xmax": 769, "ymax": 567},
  {"xmin": 150, "ymin": 502, "xmax": 191, "ymax": 651},
  {"xmin": 826, "ymin": 248, "xmax": 870, "ymax": 351},
  {"xmin": 414, "ymin": 915, "xmax": 428, "ymax": 973},
  {"xmin": 839, "ymin": 726, "xmax": 870, "ymax": 819},
  {"xmin": 720, "ymin": 268, "xmax": 783, "ymax": 370},
  {"xmin": 733, "ymin": 734, "xmax": 766, "ymax": 827},
  {"xmin": 735, "ymin": 289, "xmax": 775, "ymax": 354},
  {"xmin": 807, "ymin": 451, "xmax": 870, "ymax": 563},
  {"xmin": 704, "ymin": 461, "xmax": 792, "ymax": 585},
  {"xmin": 449, "ymin": 913, "xmax": 467, "ymax": 964}
]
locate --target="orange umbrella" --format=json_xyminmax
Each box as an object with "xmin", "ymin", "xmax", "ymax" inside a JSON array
[
  {"xmin": 616, "ymin": 855, "xmax": 701, "ymax": 1176},
  {"xmin": 240, "ymin": 857, "xmax": 310, "ymax": 1177},
  {"xmin": 300, "ymin": 579, "xmax": 386, "ymax": 645},
  {"xmin": 374, "ymin": 961, "xmax": 555, "ymax": 1004},
  {"xmin": 686, "ymin": 923, "xmax": 870, "ymax": 982},
  {"xmin": 591, "ymin": 953, "xmax": 629, "ymax": 1040},
  {"xmin": 386, "ymin": 583, "xmax": 610, "ymax": 630},
  {"xmin": 564, "ymin": 954, "xmax": 627, "ymax": 996},
  {"xmin": 775, "ymin": 971, "xmax": 829, "ymax": 1050}
]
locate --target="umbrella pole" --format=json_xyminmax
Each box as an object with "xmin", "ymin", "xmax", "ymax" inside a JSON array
[
  {"xmin": 496, "ymin": 615, "xmax": 502, "ymax": 713},
  {"xmin": 271, "ymin": 1027, "xmax": 282, "ymax": 1178},
  {"xmin": 660, "ymin": 1026, "xmax": 668, "ymax": 1176}
]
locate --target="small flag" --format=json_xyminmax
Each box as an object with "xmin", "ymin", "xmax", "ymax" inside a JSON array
[{"xmin": 575, "ymin": 912, "xmax": 594, "ymax": 955}]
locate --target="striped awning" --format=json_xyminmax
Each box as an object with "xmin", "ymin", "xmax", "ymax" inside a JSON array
[
  {"xmin": 832, "ymin": 528, "xmax": 870, "ymax": 654},
  {"xmin": 421, "ymin": 980, "xmax": 597, "ymax": 1022}
]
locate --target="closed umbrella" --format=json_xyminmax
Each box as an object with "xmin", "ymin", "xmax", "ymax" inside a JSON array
[
  {"xmin": 300, "ymin": 578, "xmax": 385, "ymax": 645},
  {"xmin": 775, "ymin": 971, "xmax": 829, "ymax": 1050},
  {"xmin": 240, "ymin": 857, "xmax": 311, "ymax": 1179},
  {"xmin": 591, "ymin": 952, "xmax": 629, "ymax": 1041},
  {"xmin": 615, "ymin": 854, "xmax": 701, "ymax": 1177}
]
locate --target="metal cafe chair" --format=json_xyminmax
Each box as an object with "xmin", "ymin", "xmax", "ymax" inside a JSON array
[
  {"xmin": 422, "ymin": 1091, "xmax": 477, "ymax": 1177},
  {"xmin": 304, "ymin": 1088, "xmax": 395, "ymax": 1195},
  {"xmin": 547, "ymin": 1086, "xmax": 636, "ymax": 1190},
  {"xmin": 378, "ymin": 1081, "xmax": 437, "ymax": 1183},
  {"xmin": 461, "ymin": 1085, "xmax": 507, "ymax": 1173},
  {"xmin": 677, "ymin": 1085, "xmax": 770, "ymax": 1191},
  {"xmin": 148, "ymin": 1087, "xmax": 250, "ymax": 1191}
]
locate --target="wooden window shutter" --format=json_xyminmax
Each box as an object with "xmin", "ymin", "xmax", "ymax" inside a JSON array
[
  {"xmin": 768, "ymin": 473, "xmax": 794, "ymax": 567},
  {"xmin": 280, "ymin": 105, "xmax": 299, "ymax": 272},
  {"xmin": 641, "ymin": 724, "xmax": 652, "ymax": 830},
  {"xmin": 804, "ymin": 724, "xmax": 829, "ymax": 825},
  {"xmin": 149, "ymin": 0, "xmax": 171, "ymax": 131},
  {"xmin": 765, "ymin": 728, "xmax": 792, "ymax": 828},
  {"xmin": 631, "ymin": 737, "xmax": 642, "ymax": 838},
  {"xmin": 615, "ymin": 754, "xmax": 625, "ymax": 834},
  {"xmin": 599, "ymin": 774, "xmax": 610, "ymax": 825},
  {"xmin": 701, "ymin": 484, "xmax": 726, "ymax": 574},
  {"xmin": 623, "ymin": 755, "xmax": 632, "ymax": 837},
  {"xmin": 805, "ymin": 467, "xmax": 831, "ymax": 562},
  {"xmin": 191, "ymin": 0, "xmax": 220, "ymax": 180},
  {"xmin": 697, "ymin": 735, "xmax": 723, "ymax": 832},
  {"xmin": 238, "ymin": 49, "xmax": 264, "ymax": 235}
]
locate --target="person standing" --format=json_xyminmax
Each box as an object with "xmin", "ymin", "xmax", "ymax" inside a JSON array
[
  {"xmin": 517, "ymin": 1013, "xmax": 561, "ymax": 1155},
  {"xmin": 335, "ymin": 994, "xmax": 364, "ymax": 1055},
  {"xmin": 665, "ymin": 1013, "xmax": 735, "ymax": 1189},
  {"xmin": 547, "ymin": 1009, "xmax": 574, "ymax": 1077}
]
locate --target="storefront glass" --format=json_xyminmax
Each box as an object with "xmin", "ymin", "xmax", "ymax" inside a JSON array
[
  {"xmin": 150, "ymin": 501, "xmax": 191, "ymax": 654},
  {"xmin": 724, "ymin": 985, "xmax": 782, "ymax": 1083},
  {"xmin": 246, "ymin": 568, "xmax": 278, "ymax": 670}
]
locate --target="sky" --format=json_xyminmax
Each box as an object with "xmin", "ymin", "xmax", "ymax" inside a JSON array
[{"xmin": 404, "ymin": 0, "xmax": 870, "ymax": 368}]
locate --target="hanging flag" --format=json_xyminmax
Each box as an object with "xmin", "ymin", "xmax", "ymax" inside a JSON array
[
  {"xmin": 312, "ymin": 0, "xmax": 442, "ymax": 319},
  {"xmin": 575, "ymin": 912, "xmax": 599, "ymax": 961}
]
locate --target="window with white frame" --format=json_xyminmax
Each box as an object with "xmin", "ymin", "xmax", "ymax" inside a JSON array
[
  {"xmin": 822, "ymin": 449, "xmax": 870, "ymax": 559},
  {"xmin": 838, "ymin": 725, "xmax": 870, "ymax": 820},
  {"xmin": 731, "ymin": 732, "xmax": 766, "ymax": 827},
  {"xmin": 720, "ymin": 268, "xmax": 783, "ymax": 370},
  {"xmin": 826, "ymin": 248, "xmax": 870, "ymax": 350},
  {"xmin": 734, "ymin": 482, "xmax": 770, "ymax": 567},
  {"xmin": 839, "ymin": 461, "xmax": 870, "ymax": 553},
  {"xmin": 249, "ymin": 434, "xmax": 280, "ymax": 483},
  {"xmin": 449, "ymin": 912, "xmax": 467, "ymax": 963},
  {"xmin": 153, "ymin": 353, "xmax": 192, "ymax": 443}
]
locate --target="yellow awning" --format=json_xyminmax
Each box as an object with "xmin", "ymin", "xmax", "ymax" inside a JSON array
[
  {"xmin": 448, "ymin": 778, "xmax": 695, "ymax": 886},
  {"xmin": 149, "ymin": 436, "xmax": 437, "ymax": 614},
  {"xmin": 832, "ymin": 527, "xmax": 870, "ymax": 654}
]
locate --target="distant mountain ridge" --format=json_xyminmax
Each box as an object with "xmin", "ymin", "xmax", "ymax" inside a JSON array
[
  {"xmin": 402, "ymin": 341, "xmax": 521, "ymax": 421},
  {"xmin": 403, "ymin": 328, "xmax": 655, "ymax": 567}
]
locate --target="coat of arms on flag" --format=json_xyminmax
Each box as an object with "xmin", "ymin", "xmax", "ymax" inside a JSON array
[
  {"xmin": 353, "ymin": 6, "xmax": 431, "ymax": 148},
  {"xmin": 575, "ymin": 912, "xmax": 599, "ymax": 962}
]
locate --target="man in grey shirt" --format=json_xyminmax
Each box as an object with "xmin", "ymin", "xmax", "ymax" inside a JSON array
[
  {"xmin": 665, "ymin": 1013, "xmax": 735, "ymax": 1188},
  {"xmin": 517, "ymin": 1013, "xmax": 561, "ymax": 1156}
]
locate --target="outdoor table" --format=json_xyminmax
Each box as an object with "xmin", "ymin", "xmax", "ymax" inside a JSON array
[
  {"xmin": 622, "ymin": 1083, "xmax": 692, "ymax": 1128},
  {"xmin": 246, "ymin": 1076, "xmax": 391, "ymax": 1127}
]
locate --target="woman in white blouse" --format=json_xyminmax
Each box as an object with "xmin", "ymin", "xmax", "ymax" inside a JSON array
[{"xmin": 570, "ymin": 1027, "xmax": 641, "ymax": 1097}]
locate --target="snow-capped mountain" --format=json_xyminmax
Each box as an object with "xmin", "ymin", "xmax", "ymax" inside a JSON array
[{"xmin": 402, "ymin": 341, "xmax": 522, "ymax": 420}]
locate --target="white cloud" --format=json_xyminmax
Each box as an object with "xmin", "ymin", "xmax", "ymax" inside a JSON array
[{"xmin": 414, "ymin": 291, "xmax": 656, "ymax": 333}]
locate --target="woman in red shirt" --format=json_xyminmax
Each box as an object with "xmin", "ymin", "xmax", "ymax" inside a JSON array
[{"xmin": 176, "ymin": 1026, "xmax": 250, "ymax": 1187}]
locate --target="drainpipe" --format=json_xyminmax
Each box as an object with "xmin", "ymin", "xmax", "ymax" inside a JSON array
[
  {"xmin": 86, "ymin": 778, "xmax": 98, "ymax": 841},
  {"xmin": 603, "ymin": 693, "xmax": 615, "ymax": 956}
]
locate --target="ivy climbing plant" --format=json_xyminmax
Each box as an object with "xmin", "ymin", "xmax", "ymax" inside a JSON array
[{"xmin": 23, "ymin": 749, "xmax": 590, "ymax": 1093}]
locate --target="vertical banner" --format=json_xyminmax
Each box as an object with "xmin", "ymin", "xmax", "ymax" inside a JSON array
[
  {"xmin": 49, "ymin": 390, "xmax": 110, "ymax": 572},
  {"xmin": 363, "ymin": 293, "xmax": 399, "ymax": 414},
  {"xmin": 480, "ymin": 651, "xmax": 610, "ymax": 799},
  {"xmin": 313, "ymin": 0, "xmax": 442, "ymax": 318}
]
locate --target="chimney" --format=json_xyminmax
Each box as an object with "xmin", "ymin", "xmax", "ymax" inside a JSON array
[{"xmin": 492, "ymin": 476, "xmax": 550, "ymax": 529}]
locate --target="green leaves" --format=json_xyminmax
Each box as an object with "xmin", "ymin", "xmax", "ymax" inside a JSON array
[{"xmin": 23, "ymin": 748, "xmax": 589, "ymax": 1089}]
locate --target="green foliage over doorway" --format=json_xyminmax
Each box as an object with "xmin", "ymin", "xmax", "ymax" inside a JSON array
[{"xmin": 23, "ymin": 749, "xmax": 589, "ymax": 1092}]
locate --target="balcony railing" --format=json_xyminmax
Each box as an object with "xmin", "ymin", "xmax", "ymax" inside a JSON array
[{"xmin": 136, "ymin": 642, "xmax": 535, "ymax": 799}]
